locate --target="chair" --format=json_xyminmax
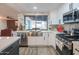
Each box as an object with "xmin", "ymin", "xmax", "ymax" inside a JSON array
[{"xmin": 1, "ymin": 29, "xmax": 12, "ymax": 36}]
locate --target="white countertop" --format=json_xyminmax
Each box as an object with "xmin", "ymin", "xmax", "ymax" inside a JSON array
[
  {"xmin": 14, "ymin": 30, "xmax": 58, "ymax": 32},
  {"xmin": 15, "ymin": 31, "xmax": 28, "ymax": 32},
  {"xmin": 0, "ymin": 37, "xmax": 20, "ymax": 52}
]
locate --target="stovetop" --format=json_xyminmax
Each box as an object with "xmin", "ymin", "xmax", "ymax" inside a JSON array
[{"xmin": 56, "ymin": 33, "xmax": 79, "ymax": 42}]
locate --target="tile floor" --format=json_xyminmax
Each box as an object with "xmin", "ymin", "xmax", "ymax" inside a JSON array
[{"xmin": 19, "ymin": 46, "xmax": 57, "ymax": 55}]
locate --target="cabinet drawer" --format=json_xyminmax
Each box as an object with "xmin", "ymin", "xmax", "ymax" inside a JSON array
[
  {"xmin": 73, "ymin": 41, "xmax": 79, "ymax": 55},
  {"xmin": 73, "ymin": 48, "xmax": 79, "ymax": 55}
]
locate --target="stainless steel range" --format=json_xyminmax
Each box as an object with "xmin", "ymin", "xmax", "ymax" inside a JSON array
[
  {"xmin": 56, "ymin": 29, "xmax": 79, "ymax": 55},
  {"xmin": 56, "ymin": 34, "xmax": 73, "ymax": 55}
]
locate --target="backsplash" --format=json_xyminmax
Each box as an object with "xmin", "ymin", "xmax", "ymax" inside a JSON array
[{"xmin": 63, "ymin": 23, "xmax": 79, "ymax": 31}]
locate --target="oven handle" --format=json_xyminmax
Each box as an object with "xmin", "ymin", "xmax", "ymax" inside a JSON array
[{"xmin": 75, "ymin": 48, "xmax": 79, "ymax": 52}]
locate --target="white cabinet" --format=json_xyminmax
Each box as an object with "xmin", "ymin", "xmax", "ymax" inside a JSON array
[
  {"xmin": 48, "ymin": 31, "xmax": 58, "ymax": 49},
  {"xmin": 43, "ymin": 32, "xmax": 49, "ymax": 45},
  {"xmin": 35, "ymin": 37, "xmax": 44, "ymax": 46},
  {"xmin": 28, "ymin": 36, "xmax": 45, "ymax": 46},
  {"xmin": 28, "ymin": 32, "xmax": 49, "ymax": 46},
  {"xmin": 28, "ymin": 31, "xmax": 58, "ymax": 47},
  {"xmin": 28, "ymin": 37, "xmax": 36, "ymax": 46},
  {"xmin": 73, "ymin": 41, "xmax": 79, "ymax": 55}
]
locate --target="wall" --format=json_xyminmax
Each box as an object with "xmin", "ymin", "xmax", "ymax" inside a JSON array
[
  {"xmin": 57, "ymin": 3, "xmax": 79, "ymax": 30},
  {"xmin": 0, "ymin": 4, "xmax": 19, "ymax": 19},
  {"xmin": 18, "ymin": 13, "xmax": 49, "ymax": 30},
  {"xmin": 0, "ymin": 20, "xmax": 7, "ymax": 30},
  {"xmin": 18, "ymin": 11, "xmax": 59, "ymax": 30},
  {"xmin": 73, "ymin": 3, "xmax": 79, "ymax": 9},
  {"xmin": 48, "ymin": 10, "xmax": 58, "ymax": 25},
  {"xmin": 57, "ymin": 3, "xmax": 79, "ymax": 24},
  {"xmin": 0, "ymin": 4, "xmax": 19, "ymax": 31},
  {"xmin": 56, "ymin": 3, "xmax": 70, "ymax": 24},
  {"xmin": 22, "ymin": 3, "xmax": 79, "ymax": 25}
]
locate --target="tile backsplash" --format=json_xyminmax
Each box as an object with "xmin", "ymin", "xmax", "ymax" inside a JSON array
[{"xmin": 63, "ymin": 23, "xmax": 79, "ymax": 31}]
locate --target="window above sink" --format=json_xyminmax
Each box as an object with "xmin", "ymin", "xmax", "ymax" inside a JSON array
[{"xmin": 24, "ymin": 15, "xmax": 48, "ymax": 30}]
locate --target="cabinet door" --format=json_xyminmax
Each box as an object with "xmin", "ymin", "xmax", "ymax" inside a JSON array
[
  {"xmin": 48, "ymin": 32, "xmax": 57, "ymax": 49},
  {"xmin": 73, "ymin": 41, "xmax": 79, "ymax": 55},
  {"xmin": 35, "ymin": 37, "xmax": 44, "ymax": 46},
  {"xmin": 28, "ymin": 37, "xmax": 45, "ymax": 46},
  {"xmin": 28, "ymin": 32, "xmax": 49, "ymax": 46},
  {"xmin": 43, "ymin": 32, "xmax": 49, "ymax": 45},
  {"xmin": 28, "ymin": 37, "xmax": 36, "ymax": 46}
]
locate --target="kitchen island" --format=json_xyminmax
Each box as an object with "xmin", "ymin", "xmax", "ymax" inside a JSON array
[{"xmin": 0, "ymin": 37, "xmax": 20, "ymax": 55}]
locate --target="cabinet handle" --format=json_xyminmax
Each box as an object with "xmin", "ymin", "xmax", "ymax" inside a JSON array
[
  {"xmin": 75, "ymin": 48, "xmax": 79, "ymax": 52},
  {"xmin": 44, "ymin": 36, "xmax": 45, "ymax": 40},
  {"xmin": 48, "ymin": 33, "xmax": 49, "ymax": 37}
]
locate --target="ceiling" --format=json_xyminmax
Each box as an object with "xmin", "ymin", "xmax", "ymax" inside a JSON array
[{"xmin": 6, "ymin": 3, "xmax": 64, "ymax": 13}]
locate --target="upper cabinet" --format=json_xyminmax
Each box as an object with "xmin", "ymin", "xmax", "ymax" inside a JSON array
[
  {"xmin": 7, "ymin": 20, "xmax": 18, "ymax": 31},
  {"xmin": 63, "ymin": 9, "xmax": 79, "ymax": 24}
]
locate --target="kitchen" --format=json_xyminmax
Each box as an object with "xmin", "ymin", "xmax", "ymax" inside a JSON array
[{"xmin": 0, "ymin": 3, "xmax": 79, "ymax": 55}]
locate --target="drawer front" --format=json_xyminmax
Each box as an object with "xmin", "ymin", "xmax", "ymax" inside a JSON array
[
  {"xmin": 73, "ymin": 41, "xmax": 79, "ymax": 55},
  {"xmin": 73, "ymin": 48, "xmax": 79, "ymax": 55},
  {"xmin": 56, "ymin": 39, "xmax": 64, "ymax": 51}
]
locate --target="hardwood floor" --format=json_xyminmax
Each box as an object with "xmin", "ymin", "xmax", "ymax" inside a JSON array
[{"xmin": 19, "ymin": 46, "xmax": 57, "ymax": 55}]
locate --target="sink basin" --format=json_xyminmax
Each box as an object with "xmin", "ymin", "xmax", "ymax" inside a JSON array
[{"xmin": 27, "ymin": 31, "xmax": 43, "ymax": 36}]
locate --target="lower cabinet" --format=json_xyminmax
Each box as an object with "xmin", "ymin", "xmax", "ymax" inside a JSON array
[
  {"xmin": 28, "ymin": 37, "xmax": 44, "ymax": 46},
  {"xmin": 0, "ymin": 40, "xmax": 19, "ymax": 55},
  {"xmin": 28, "ymin": 31, "xmax": 58, "ymax": 47},
  {"xmin": 48, "ymin": 31, "xmax": 58, "ymax": 49},
  {"xmin": 73, "ymin": 41, "xmax": 79, "ymax": 55}
]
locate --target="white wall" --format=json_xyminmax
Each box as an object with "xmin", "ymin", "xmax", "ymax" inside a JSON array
[
  {"xmin": 56, "ymin": 3, "xmax": 70, "ymax": 24},
  {"xmin": 0, "ymin": 20, "xmax": 7, "ymax": 31},
  {"xmin": 56, "ymin": 3, "xmax": 79, "ymax": 24},
  {"xmin": 18, "ymin": 4, "xmax": 77, "ymax": 27},
  {"xmin": 0, "ymin": 4, "xmax": 19, "ymax": 30},
  {"xmin": 73, "ymin": 3, "xmax": 79, "ymax": 9},
  {"xmin": 18, "ymin": 13, "xmax": 49, "ymax": 30},
  {"xmin": 0, "ymin": 4, "xmax": 19, "ymax": 19},
  {"xmin": 48, "ymin": 10, "xmax": 58, "ymax": 25}
]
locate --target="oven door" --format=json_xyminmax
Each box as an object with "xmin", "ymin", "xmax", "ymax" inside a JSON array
[
  {"xmin": 56, "ymin": 39, "xmax": 72, "ymax": 55},
  {"xmin": 56, "ymin": 39, "xmax": 64, "ymax": 51}
]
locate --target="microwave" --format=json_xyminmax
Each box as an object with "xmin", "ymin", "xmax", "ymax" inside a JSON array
[
  {"xmin": 74, "ymin": 10, "xmax": 79, "ymax": 21},
  {"xmin": 63, "ymin": 9, "xmax": 79, "ymax": 23}
]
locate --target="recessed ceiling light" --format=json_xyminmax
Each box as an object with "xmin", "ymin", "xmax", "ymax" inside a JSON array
[{"xmin": 33, "ymin": 6, "xmax": 37, "ymax": 10}]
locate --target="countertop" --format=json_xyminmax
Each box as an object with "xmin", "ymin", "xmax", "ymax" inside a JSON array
[
  {"xmin": 14, "ymin": 30, "xmax": 58, "ymax": 33},
  {"xmin": 0, "ymin": 37, "xmax": 20, "ymax": 52}
]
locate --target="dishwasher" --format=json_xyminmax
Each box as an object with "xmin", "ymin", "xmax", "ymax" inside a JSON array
[{"xmin": 17, "ymin": 32, "xmax": 28, "ymax": 47}]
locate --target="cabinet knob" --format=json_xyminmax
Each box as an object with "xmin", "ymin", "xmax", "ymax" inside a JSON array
[{"xmin": 44, "ymin": 36, "xmax": 45, "ymax": 40}]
